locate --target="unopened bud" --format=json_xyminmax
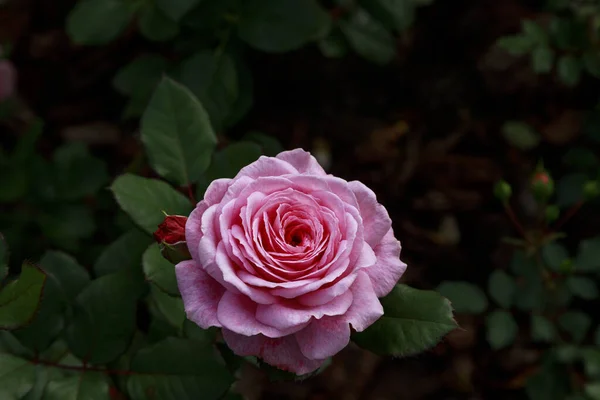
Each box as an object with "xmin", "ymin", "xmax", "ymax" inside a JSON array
[
  {"xmin": 531, "ymin": 171, "xmax": 554, "ymax": 201},
  {"xmin": 545, "ymin": 205, "xmax": 560, "ymax": 223},
  {"xmin": 153, "ymin": 215, "xmax": 187, "ymax": 245},
  {"xmin": 154, "ymin": 215, "xmax": 191, "ymax": 264},
  {"xmin": 583, "ymin": 180, "xmax": 600, "ymax": 200},
  {"xmin": 494, "ymin": 180, "xmax": 512, "ymax": 203}
]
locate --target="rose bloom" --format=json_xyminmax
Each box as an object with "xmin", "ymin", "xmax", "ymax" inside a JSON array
[{"xmin": 176, "ymin": 149, "xmax": 406, "ymax": 374}]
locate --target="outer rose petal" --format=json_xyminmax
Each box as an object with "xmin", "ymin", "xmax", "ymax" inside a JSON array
[
  {"xmin": 345, "ymin": 271, "xmax": 384, "ymax": 332},
  {"xmin": 366, "ymin": 228, "xmax": 407, "ymax": 297},
  {"xmin": 255, "ymin": 290, "xmax": 353, "ymax": 331},
  {"xmin": 276, "ymin": 149, "xmax": 327, "ymax": 176},
  {"xmin": 295, "ymin": 316, "xmax": 350, "ymax": 360},
  {"xmin": 175, "ymin": 260, "xmax": 225, "ymax": 328},
  {"xmin": 347, "ymin": 181, "xmax": 391, "ymax": 247},
  {"xmin": 222, "ymin": 330, "xmax": 326, "ymax": 375},
  {"xmin": 217, "ymin": 291, "xmax": 303, "ymax": 338},
  {"xmin": 235, "ymin": 156, "xmax": 297, "ymax": 180}
]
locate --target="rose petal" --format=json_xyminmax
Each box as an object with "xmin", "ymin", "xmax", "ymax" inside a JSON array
[
  {"xmin": 295, "ymin": 316, "xmax": 350, "ymax": 360},
  {"xmin": 205, "ymin": 242, "xmax": 276, "ymax": 304},
  {"xmin": 348, "ymin": 181, "xmax": 391, "ymax": 247},
  {"xmin": 345, "ymin": 271, "xmax": 384, "ymax": 332},
  {"xmin": 366, "ymin": 228, "xmax": 407, "ymax": 297},
  {"xmin": 235, "ymin": 156, "xmax": 298, "ymax": 180},
  {"xmin": 175, "ymin": 260, "xmax": 225, "ymax": 328},
  {"xmin": 203, "ymin": 178, "xmax": 232, "ymax": 206},
  {"xmin": 222, "ymin": 329, "xmax": 326, "ymax": 375},
  {"xmin": 276, "ymin": 149, "xmax": 327, "ymax": 176},
  {"xmin": 255, "ymin": 290, "xmax": 353, "ymax": 330},
  {"xmin": 185, "ymin": 202, "xmax": 208, "ymax": 262},
  {"xmin": 217, "ymin": 291, "xmax": 304, "ymax": 338}
]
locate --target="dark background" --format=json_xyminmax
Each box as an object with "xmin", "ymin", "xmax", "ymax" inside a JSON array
[{"xmin": 2, "ymin": 0, "xmax": 600, "ymax": 398}]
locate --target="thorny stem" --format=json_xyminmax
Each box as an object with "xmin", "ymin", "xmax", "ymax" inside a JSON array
[{"xmin": 187, "ymin": 185, "xmax": 196, "ymax": 204}]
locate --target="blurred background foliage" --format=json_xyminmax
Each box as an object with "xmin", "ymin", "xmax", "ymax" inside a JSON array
[{"xmin": 2, "ymin": 0, "xmax": 600, "ymax": 398}]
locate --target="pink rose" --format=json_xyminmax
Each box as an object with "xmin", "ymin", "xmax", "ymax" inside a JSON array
[
  {"xmin": 176, "ymin": 149, "xmax": 407, "ymax": 374},
  {"xmin": 0, "ymin": 51, "xmax": 16, "ymax": 101}
]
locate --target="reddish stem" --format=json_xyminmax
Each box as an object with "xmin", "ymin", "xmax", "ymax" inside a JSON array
[
  {"xmin": 32, "ymin": 359, "xmax": 136, "ymax": 376},
  {"xmin": 187, "ymin": 185, "xmax": 197, "ymax": 204},
  {"xmin": 552, "ymin": 201, "xmax": 584, "ymax": 232},
  {"xmin": 503, "ymin": 204, "xmax": 531, "ymax": 243}
]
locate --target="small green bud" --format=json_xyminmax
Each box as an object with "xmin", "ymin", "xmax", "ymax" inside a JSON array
[
  {"xmin": 494, "ymin": 180, "xmax": 512, "ymax": 203},
  {"xmin": 583, "ymin": 180, "xmax": 600, "ymax": 200},
  {"xmin": 531, "ymin": 171, "xmax": 554, "ymax": 201},
  {"xmin": 559, "ymin": 258, "xmax": 574, "ymax": 274},
  {"xmin": 545, "ymin": 205, "xmax": 560, "ymax": 223}
]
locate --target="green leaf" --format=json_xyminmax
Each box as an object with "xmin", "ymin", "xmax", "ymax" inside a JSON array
[
  {"xmin": 94, "ymin": 229, "xmax": 153, "ymax": 276},
  {"xmin": 542, "ymin": 241, "xmax": 569, "ymax": 272},
  {"xmin": 497, "ymin": 34, "xmax": 535, "ymax": 56},
  {"xmin": 526, "ymin": 357, "xmax": 570, "ymax": 400},
  {"xmin": 574, "ymin": 236, "xmax": 600, "ymax": 272},
  {"xmin": 586, "ymin": 383, "xmax": 600, "ymax": 400},
  {"xmin": 0, "ymin": 263, "xmax": 46, "ymax": 330},
  {"xmin": 242, "ymin": 132, "xmax": 284, "ymax": 157},
  {"xmin": 155, "ymin": 0, "xmax": 200, "ymax": 21},
  {"xmin": 65, "ymin": 270, "xmax": 145, "ymax": 364},
  {"xmin": 510, "ymin": 250, "xmax": 537, "ymax": 278},
  {"xmin": 583, "ymin": 51, "xmax": 600, "ymax": 78},
  {"xmin": 238, "ymin": 0, "xmax": 330, "ymax": 53},
  {"xmin": 126, "ymin": 337, "xmax": 233, "ymax": 400},
  {"xmin": 437, "ymin": 281, "xmax": 488, "ymax": 314},
  {"xmin": 149, "ymin": 284, "xmax": 185, "ymax": 330},
  {"xmin": 174, "ymin": 51, "xmax": 238, "ymax": 132},
  {"xmin": 38, "ymin": 252, "xmax": 90, "ymax": 302},
  {"xmin": 52, "ymin": 142, "xmax": 109, "ymax": 200},
  {"xmin": 66, "ymin": 0, "xmax": 134, "ymax": 45},
  {"xmin": 352, "ymin": 284, "xmax": 457, "ymax": 356},
  {"xmin": 531, "ymin": 45, "xmax": 554, "ymax": 73},
  {"xmin": 363, "ymin": 0, "xmax": 415, "ymax": 32},
  {"xmin": 13, "ymin": 252, "xmax": 90, "ymax": 352},
  {"xmin": 43, "ymin": 372, "xmax": 110, "ymax": 400},
  {"xmin": 557, "ymin": 173, "xmax": 587, "ymax": 207},
  {"xmin": 486, "ymin": 310, "xmax": 518, "ymax": 349},
  {"xmin": 531, "ymin": 315, "xmax": 557, "ymax": 342},
  {"xmin": 582, "ymin": 349, "xmax": 600, "ymax": 379},
  {"xmin": 522, "ymin": 20, "xmax": 547, "ymax": 44},
  {"xmin": 205, "ymin": 141, "xmax": 263, "ymax": 181},
  {"xmin": 139, "ymin": 5, "xmax": 179, "ymax": 42},
  {"xmin": 0, "ymin": 233, "xmax": 8, "ymax": 282},
  {"xmin": 0, "ymin": 353, "xmax": 36, "ymax": 399},
  {"xmin": 558, "ymin": 311, "xmax": 591, "ymax": 343},
  {"xmin": 488, "ymin": 270, "xmax": 516, "ymax": 308},
  {"xmin": 113, "ymin": 55, "xmax": 169, "ymax": 118},
  {"xmin": 38, "ymin": 205, "xmax": 96, "ymax": 252},
  {"xmin": 340, "ymin": 9, "xmax": 395, "ymax": 65},
  {"xmin": 143, "ymin": 244, "xmax": 179, "ymax": 296},
  {"xmin": 318, "ymin": 34, "xmax": 348, "ymax": 59},
  {"xmin": 142, "ymin": 77, "xmax": 217, "ymax": 186},
  {"xmin": 110, "ymin": 174, "xmax": 193, "ymax": 235},
  {"xmin": 501, "ymin": 121, "xmax": 540, "ymax": 150},
  {"xmin": 557, "ymin": 55, "xmax": 582, "ymax": 87},
  {"xmin": 566, "ymin": 276, "xmax": 598, "ymax": 300}
]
